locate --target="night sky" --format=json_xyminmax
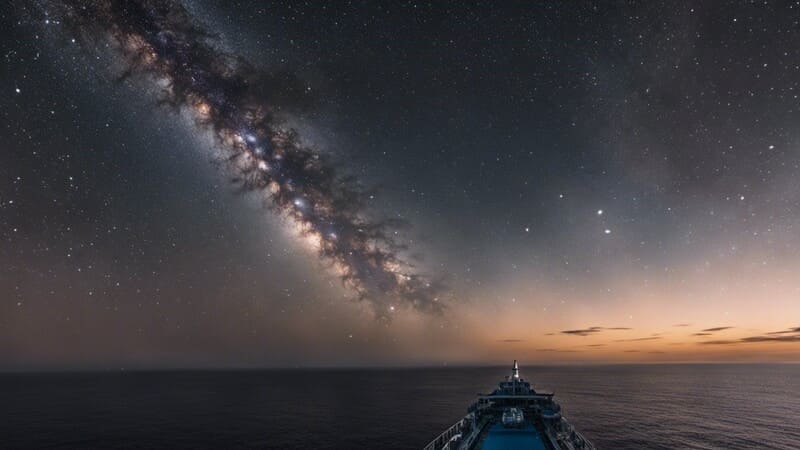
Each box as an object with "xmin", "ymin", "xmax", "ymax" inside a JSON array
[{"xmin": 3, "ymin": 1, "xmax": 800, "ymax": 369}]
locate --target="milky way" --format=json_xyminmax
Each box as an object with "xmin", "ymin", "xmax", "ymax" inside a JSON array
[{"xmin": 48, "ymin": 0, "xmax": 444, "ymax": 318}]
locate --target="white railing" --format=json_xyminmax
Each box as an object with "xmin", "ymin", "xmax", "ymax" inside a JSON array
[
  {"xmin": 558, "ymin": 418, "xmax": 596, "ymax": 450},
  {"xmin": 422, "ymin": 418, "xmax": 465, "ymax": 450}
]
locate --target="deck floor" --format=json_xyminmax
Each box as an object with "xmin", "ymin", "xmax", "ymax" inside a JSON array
[{"xmin": 479, "ymin": 423, "xmax": 547, "ymax": 450}]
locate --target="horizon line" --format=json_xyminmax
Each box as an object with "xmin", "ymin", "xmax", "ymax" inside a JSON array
[{"xmin": 2, "ymin": 360, "xmax": 799, "ymax": 374}]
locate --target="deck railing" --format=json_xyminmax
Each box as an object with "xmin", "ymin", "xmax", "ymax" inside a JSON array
[
  {"xmin": 558, "ymin": 418, "xmax": 596, "ymax": 450},
  {"xmin": 422, "ymin": 418, "xmax": 465, "ymax": 450}
]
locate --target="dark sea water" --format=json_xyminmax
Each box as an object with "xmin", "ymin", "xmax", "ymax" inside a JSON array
[{"xmin": 2, "ymin": 364, "xmax": 799, "ymax": 449}]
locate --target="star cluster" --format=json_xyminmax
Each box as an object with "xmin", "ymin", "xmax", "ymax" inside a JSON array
[{"xmin": 50, "ymin": 0, "xmax": 444, "ymax": 318}]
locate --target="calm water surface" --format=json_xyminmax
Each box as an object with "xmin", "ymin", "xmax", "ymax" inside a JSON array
[{"xmin": 2, "ymin": 364, "xmax": 799, "ymax": 449}]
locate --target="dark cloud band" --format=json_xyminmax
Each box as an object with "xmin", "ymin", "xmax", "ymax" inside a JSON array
[{"xmin": 559, "ymin": 326, "xmax": 631, "ymax": 336}]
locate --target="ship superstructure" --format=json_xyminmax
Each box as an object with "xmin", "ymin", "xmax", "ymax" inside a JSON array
[{"xmin": 423, "ymin": 361, "xmax": 594, "ymax": 450}]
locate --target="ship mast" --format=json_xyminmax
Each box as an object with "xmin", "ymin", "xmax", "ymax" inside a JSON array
[{"xmin": 512, "ymin": 360, "xmax": 520, "ymax": 395}]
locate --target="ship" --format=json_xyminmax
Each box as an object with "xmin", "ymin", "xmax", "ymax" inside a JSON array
[{"xmin": 423, "ymin": 361, "xmax": 595, "ymax": 450}]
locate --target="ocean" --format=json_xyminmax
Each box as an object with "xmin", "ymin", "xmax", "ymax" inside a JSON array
[{"xmin": 2, "ymin": 364, "xmax": 799, "ymax": 449}]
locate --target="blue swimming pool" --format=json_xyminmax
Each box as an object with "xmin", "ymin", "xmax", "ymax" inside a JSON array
[{"xmin": 480, "ymin": 423, "xmax": 547, "ymax": 450}]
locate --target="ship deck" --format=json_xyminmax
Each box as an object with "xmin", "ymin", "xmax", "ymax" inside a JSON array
[{"xmin": 478, "ymin": 423, "xmax": 547, "ymax": 450}]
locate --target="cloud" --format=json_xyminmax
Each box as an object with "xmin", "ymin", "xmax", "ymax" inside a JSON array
[
  {"xmin": 561, "ymin": 329, "xmax": 600, "ymax": 336},
  {"xmin": 740, "ymin": 335, "xmax": 800, "ymax": 343},
  {"xmin": 700, "ymin": 340, "xmax": 738, "ymax": 345},
  {"xmin": 536, "ymin": 348, "xmax": 582, "ymax": 353},
  {"xmin": 766, "ymin": 326, "xmax": 800, "ymax": 335},
  {"xmin": 700, "ymin": 329, "xmax": 800, "ymax": 345},
  {"xmin": 693, "ymin": 326, "xmax": 800, "ymax": 345},
  {"xmin": 613, "ymin": 336, "xmax": 662, "ymax": 342},
  {"xmin": 499, "ymin": 339, "xmax": 525, "ymax": 343},
  {"xmin": 673, "ymin": 323, "xmax": 692, "ymax": 327},
  {"xmin": 560, "ymin": 326, "xmax": 632, "ymax": 336}
]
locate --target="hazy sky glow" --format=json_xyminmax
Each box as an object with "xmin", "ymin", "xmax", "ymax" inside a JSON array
[{"xmin": 2, "ymin": 1, "xmax": 800, "ymax": 369}]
